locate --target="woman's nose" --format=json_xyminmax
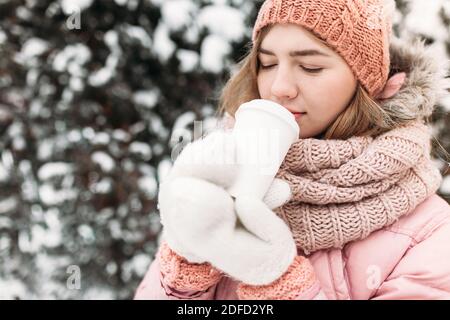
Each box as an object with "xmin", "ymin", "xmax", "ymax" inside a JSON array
[{"xmin": 270, "ymin": 67, "xmax": 298, "ymax": 100}]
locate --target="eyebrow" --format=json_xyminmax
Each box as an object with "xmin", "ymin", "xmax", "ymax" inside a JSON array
[{"xmin": 258, "ymin": 48, "xmax": 330, "ymax": 57}]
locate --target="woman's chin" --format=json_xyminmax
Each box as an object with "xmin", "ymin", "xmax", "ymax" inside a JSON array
[{"xmin": 298, "ymin": 127, "xmax": 326, "ymax": 139}]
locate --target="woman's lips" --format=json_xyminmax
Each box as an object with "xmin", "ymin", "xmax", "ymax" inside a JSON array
[{"xmin": 292, "ymin": 112, "xmax": 306, "ymax": 119}]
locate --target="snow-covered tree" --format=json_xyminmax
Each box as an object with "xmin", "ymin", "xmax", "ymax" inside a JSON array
[{"xmin": 0, "ymin": 0, "xmax": 448, "ymax": 299}]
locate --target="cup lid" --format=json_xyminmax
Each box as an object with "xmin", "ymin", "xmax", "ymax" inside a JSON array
[{"xmin": 236, "ymin": 99, "xmax": 300, "ymax": 136}]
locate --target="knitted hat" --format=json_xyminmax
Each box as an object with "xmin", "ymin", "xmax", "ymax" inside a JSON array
[{"xmin": 252, "ymin": 0, "xmax": 395, "ymax": 98}]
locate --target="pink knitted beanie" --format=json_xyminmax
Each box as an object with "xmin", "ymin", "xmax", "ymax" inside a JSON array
[{"xmin": 252, "ymin": 0, "xmax": 394, "ymax": 98}]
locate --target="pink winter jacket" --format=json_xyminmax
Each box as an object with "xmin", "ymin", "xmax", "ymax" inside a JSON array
[{"xmin": 135, "ymin": 193, "xmax": 450, "ymax": 300}]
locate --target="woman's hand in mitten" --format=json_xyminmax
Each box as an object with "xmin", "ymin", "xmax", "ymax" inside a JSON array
[
  {"xmin": 158, "ymin": 130, "xmax": 239, "ymax": 264},
  {"xmin": 158, "ymin": 130, "xmax": 296, "ymax": 285}
]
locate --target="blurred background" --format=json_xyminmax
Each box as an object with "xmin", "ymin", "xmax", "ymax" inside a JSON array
[{"xmin": 0, "ymin": 0, "xmax": 448, "ymax": 299}]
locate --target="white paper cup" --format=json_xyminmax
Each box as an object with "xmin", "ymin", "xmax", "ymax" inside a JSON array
[{"xmin": 227, "ymin": 99, "xmax": 300, "ymax": 199}]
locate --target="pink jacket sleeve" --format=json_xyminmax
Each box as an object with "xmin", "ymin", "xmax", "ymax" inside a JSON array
[
  {"xmin": 134, "ymin": 242, "xmax": 223, "ymax": 300},
  {"xmin": 372, "ymin": 217, "xmax": 450, "ymax": 299}
]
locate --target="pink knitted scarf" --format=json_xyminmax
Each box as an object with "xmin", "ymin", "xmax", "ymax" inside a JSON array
[{"xmin": 274, "ymin": 120, "xmax": 442, "ymax": 255}]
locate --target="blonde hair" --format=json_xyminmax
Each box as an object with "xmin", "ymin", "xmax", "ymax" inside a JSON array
[{"xmin": 215, "ymin": 26, "xmax": 413, "ymax": 140}]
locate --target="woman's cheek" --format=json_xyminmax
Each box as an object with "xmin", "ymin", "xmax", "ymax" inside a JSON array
[{"xmin": 257, "ymin": 77, "xmax": 268, "ymax": 98}]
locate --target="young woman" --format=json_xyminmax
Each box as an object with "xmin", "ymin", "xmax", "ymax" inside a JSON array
[{"xmin": 135, "ymin": 0, "xmax": 450, "ymax": 300}]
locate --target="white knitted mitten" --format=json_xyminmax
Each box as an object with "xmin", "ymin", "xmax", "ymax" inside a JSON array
[{"xmin": 158, "ymin": 130, "xmax": 295, "ymax": 285}]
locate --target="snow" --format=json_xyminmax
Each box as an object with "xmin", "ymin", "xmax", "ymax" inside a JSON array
[
  {"xmin": 130, "ymin": 122, "xmax": 146, "ymax": 135},
  {"xmin": 176, "ymin": 49, "xmax": 199, "ymax": 73},
  {"xmin": 82, "ymin": 127, "xmax": 96, "ymax": 140},
  {"xmin": 39, "ymin": 184, "xmax": 78, "ymax": 206},
  {"xmin": 173, "ymin": 111, "xmax": 196, "ymax": 132},
  {"xmin": 0, "ymin": 278, "xmax": 27, "ymax": 300},
  {"xmin": 112, "ymin": 129, "xmax": 131, "ymax": 142},
  {"xmin": 92, "ymin": 132, "xmax": 111, "ymax": 145},
  {"xmin": 92, "ymin": 151, "xmax": 115, "ymax": 172},
  {"xmin": 148, "ymin": 210, "xmax": 162, "ymax": 234},
  {"xmin": 138, "ymin": 175, "xmax": 158, "ymax": 198},
  {"xmin": 81, "ymin": 287, "xmax": 115, "ymax": 300},
  {"xmin": 133, "ymin": 89, "xmax": 159, "ymax": 109},
  {"xmin": 67, "ymin": 129, "xmax": 82, "ymax": 143},
  {"xmin": 8, "ymin": 122, "xmax": 24, "ymax": 138},
  {"xmin": 441, "ymin": 91, "xmax": 450, "ymax": 112},
  {"xmin": 90, "ymin": 177, "xmax": 113, "ymax": 194},
  {"xmin": 88, "ymin": 31, "xmax": 121, "ymax": 87},
  {"xmin": 149, "ymin": 115, "xmax": 170, "ymax": 140},
  {"xmin": 123, "ymin": 24, "xmax": 152, "ymax": 49},
  {"xmin": 200, "ymin": 34, "xmax": 232, "ymax": 73},
  {"xmin": 52, "ymin": 44, "xmax": 91, "ymax": 72},
  {"xmin": 13, "ymin": 37, "xmax": 49, "ymax": 67},
  {"xmin": 43, "ymin": 209, "xmax": 63, "ymax": 248},
  {"xmin": 26, "ymin": 68, "xmax": 40, "ymax": 86},
  {"xmin": 89, "ymin": 67, "xmax": 114, "ymax": 87},
  {"xmin": 129, "ymin": 0, "xmax": 140, "ymax": 10},
  {"xmin": 121, "ymin": 253, "xmax": 152, "ymax": 281},
  {"xmin": 114, "ymin": 0, "xmax": 139, "ymax": 8},
  {"xmin": 37, "ymin": 139, "xmax": 53, "ymax": 160},
  {"xmin": 18, "ymin": 209, "xmax": 63, "ymax": 252},
  {"xmin": 406, "ymin": 0, "xmax": 448, "ymax": 38},
  {"xmin": 16, "ymin": 6, "xmax": 32, "ymax": 21},
  {"xmin": 105, "ymin": 29, "xmax": 120, "ymax": 48},
  {"xmin": 0, "ymin": 29, "xmax": 6, "ymax": 45},
  {"xmin": 0, "ymin": 163, "xmax": 9, "ymax": 182},
  {"xmin": 69, "ymin": 76, "xmax": 84, "ymax": 91},
  {"xmin": 183, "ymin": 23, "xmax": 201, "ymax": 44},
  {"xmin": 157, "ymin": 157, "xmax": 173, "ymax": 183},
  {"xmin": 106, "ymin": 261, "xmax": 118, "ymax": 275},
  {"xmin": 1, "ymin": 150, "xmax": 14, "ymax": 170},
  {"xmin": 60, "ymin": 0, "xmax": 94, "ymax": 15},
  {"xmin": 138, "ymin": 163, "xmax": 155, "ymax": 176},
  {"xmin": 96, "ymin": 208, "xmax": 114, "ymax": 225},
  {"xmin": 33, "ymin": 253, "xmax": 73, "ymax": 298},
  {"xmin": 20, "ymin": 161, "xmax": 39, "ymax": 201},
  {"xmin": 0, "ymin": 216, "xmax": 12, "ymax": 229},
  {"xmin": 129, "ymin": 142, "xmax": 153, "ymax": 160},
  {"xmin": 441, "ymin": 175, "xmax": 450, "ymax": 195},
  {"xmin": 444, "ymin": 1, "xmax": 450, "ymax": 17},
  {"xmin": 148, "ymin": 0, "xmax": 164, "ymax": 6},
  {"xmin": 161, "ymin": 0, "xmax": 198, "ymax": 32},
  {"xmin": 0, "ymin": 196, "xmax": 18, "ymax": 215},
  {"xmin": 109, "ymin": 219, "xmax": 123, "ymax": 239},
  {"xmin": 38, "ymin": 162, "xmax": 74, "ymax": 180},
  {"xmin": 61, "ymin": 88, "xmax": 74, "ymax": 104},
  {"xmin": 197, "ymin": 5, "xmax": 246, "ymax": 42},
  {"xmin": 19, "ymin": 37, "xmax": 49, "ymax": 59},
  {"xmin": 152, "ymin": 143, "xmax": 164, "ymax": 156},
  {"xmin": 152, "ymin": 23, "xmax": 176, "ymax": 63},
  {"xmin": 122, "ymin": 158, "xmax": 135, "ymax": 172},
  {"xmin": 129, "ymin": 253, "xmax": 152, "ymax": 277},
  {"xmin": 78, "ymin": 224, "xmax": 96, "ymax": 243}
]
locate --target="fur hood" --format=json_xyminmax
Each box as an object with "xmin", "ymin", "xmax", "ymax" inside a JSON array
[{"xmin": 382, "ymin": 35, "xmax": 450, "ymax": 120}]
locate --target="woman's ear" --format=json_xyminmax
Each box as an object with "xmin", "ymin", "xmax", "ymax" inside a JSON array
[{"xmin": 375, "ymin": 72, "xmax": 406, "ymax": 100}]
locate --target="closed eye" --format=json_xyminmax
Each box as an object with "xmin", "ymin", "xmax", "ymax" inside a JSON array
[
  {"xmin": 260, "ymin": 64, "xmax": 276, "ymax": 70},
  {"xmin": 259, "ymin": 64, "xmax": 323, "ymax": 73},
  {"xmin": 301, "ymin": 66, "xmax": 323, "ymax": 73}
]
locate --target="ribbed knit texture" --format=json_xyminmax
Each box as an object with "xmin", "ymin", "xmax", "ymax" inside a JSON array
[
  {"xmin": 236, "ymin": 255, "xmax": 317, "ymax": 300},
  {"xmin": 252, "ymin": 0, "xmax": 393, "ymax": 97},
  {"xmin": 158, "ymin": 242, "xmax": 223, "ymax": 291},
  {"xmin": 274, "ymin": 120, "xmax": 442, "ymax": 254}
]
